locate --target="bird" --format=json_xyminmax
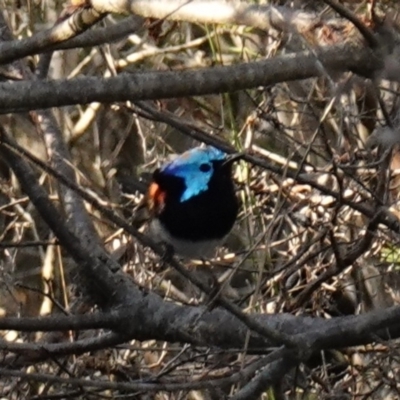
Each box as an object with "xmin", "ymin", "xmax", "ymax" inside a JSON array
[{"xmin": 146, "ymin": 145, "xmax": 242, "ymax": 259}]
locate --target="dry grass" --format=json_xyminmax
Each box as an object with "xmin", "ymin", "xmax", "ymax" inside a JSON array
[{"xmin": 1, "ymin": 0, "xmax": 400, "ymax": 399}]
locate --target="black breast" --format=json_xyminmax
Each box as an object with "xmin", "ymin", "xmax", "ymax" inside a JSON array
[{"xmin": 153, "ymin": 163, "xmax": 238, "ymax": 241}]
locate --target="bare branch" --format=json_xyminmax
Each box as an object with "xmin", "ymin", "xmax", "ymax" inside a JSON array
[
  {"xmin": 89, "ymin": 0, "xmax": 316, "ymax": 33},
  {"xmin": 231, "ymin": 352, "xmax": 298, "ymax": 400},
  {"xmin": 0, "ymin": 7, "xmax": 105, "ymax": 66},
  {"xmin": 0, "ymin": 44, "xmax": 379, "ymax": 113},
  {"xmin": 49, "ymin": 16, "xmax": 143, "ymax": 51},
  {"xmin": 322, "ymin": 0, "xmax": 379, "ymax": 48},
  {"xmin": 0, "ymin": 332, "xmax": 125, "ymax": 360}
]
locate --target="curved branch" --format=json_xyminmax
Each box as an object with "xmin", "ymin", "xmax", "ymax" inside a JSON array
[
  {"xmin": 0, "ymin": 290, "xmax": 400, "ymax": 354},
  {"xmin": 322, "ymin": 0, "xmax": 379, "ymax": 48}
]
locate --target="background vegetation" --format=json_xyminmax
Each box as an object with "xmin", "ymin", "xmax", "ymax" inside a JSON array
[{"xmin": 1, "ymin": 0, "xmax": 400, "ymax": 398}]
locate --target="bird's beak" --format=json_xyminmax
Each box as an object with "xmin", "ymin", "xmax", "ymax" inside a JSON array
[{"xmin": 223, "ymin": 151, "xmax": 245, "ymax": 166}]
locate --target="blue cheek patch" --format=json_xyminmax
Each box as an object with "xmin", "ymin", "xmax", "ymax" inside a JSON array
[
  {"xmin": 169, "ymin": 165, "xmax": 213, "ymax": 202},
  {"xmin": 161, "ymin": 146, "xmax": 226, "ymax": 203}
]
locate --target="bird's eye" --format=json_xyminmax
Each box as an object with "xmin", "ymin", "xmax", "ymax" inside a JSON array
[{"xmin": 199, "ymin": 163, "xmax": 211, "ymax": 173}]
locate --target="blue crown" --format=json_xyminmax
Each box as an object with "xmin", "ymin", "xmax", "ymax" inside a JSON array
[{"xmin": 161, "ymin": 146, "xmax": 227, "ymax": 202}]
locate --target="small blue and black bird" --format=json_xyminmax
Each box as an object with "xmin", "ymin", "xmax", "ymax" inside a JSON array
[{"xmin": 147, "ymin": 145, "xmax": 242, "ymax": 258}]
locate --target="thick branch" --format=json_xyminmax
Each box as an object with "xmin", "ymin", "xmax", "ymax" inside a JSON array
[
  {"xmin": 0, "ymin": 44, "xmax": 380, "ymax": 113},
  {"xmin": 0, "ymin": 294, "xmax": 400, "ymax": 354},
  {"xmin": 90, "ymin": 0, "xmax": 315, "ymax": 32}
]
